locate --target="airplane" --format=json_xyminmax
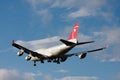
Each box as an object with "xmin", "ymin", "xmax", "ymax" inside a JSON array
[{"xmin": 12, "ymin": 23, "xmax": 108, "ymax": 66}]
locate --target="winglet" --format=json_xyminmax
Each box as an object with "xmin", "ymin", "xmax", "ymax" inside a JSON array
[
  {"xmin": 12, "ymin": 40, "xmax": 14, "ymax": 44},
  {"xmin": 105, "ymin": 44, "xmax": 109, "ymax": 49}
]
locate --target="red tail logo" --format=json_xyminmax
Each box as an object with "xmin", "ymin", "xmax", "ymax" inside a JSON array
[{"xmin": 68, "ymin": 23, "xmax": 79, "ymax": 42}]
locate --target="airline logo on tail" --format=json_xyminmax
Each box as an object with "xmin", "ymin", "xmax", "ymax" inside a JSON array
[{"xmin": 68, "ymin": 23, "xmax": 79, "ymax": 43}]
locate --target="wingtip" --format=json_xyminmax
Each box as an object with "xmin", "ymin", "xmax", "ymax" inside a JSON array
[
  {"xmin": 105, "ymin": 44, "xmax": 109, "ymax": 48},
  {"xmin": 88, "ymin": 41, "xmax": 95, "ymax": 43},
  {"xmin": 12, "ymin": 40, "xmax": 14, "ymax": 44},
  {"xmin": 91, "ymin": 41, "xmax": 95, "ymax": 43}
]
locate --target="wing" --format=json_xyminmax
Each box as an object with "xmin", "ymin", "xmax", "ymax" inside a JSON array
[
  {"xmin": 63, "ymin": 45, "xmax": 108, "ymax": 58},
  {"xmin": 12, "ymin": 40, "xmax": 43, "ymax": 57},
  {"xmin": 53, "ymin": 45, "xmax": 108, "ymax": 64}
]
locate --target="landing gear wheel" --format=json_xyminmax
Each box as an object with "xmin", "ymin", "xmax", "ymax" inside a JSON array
[
  {"xmin": 34, "ymin": 64, "xmax": 36, "ymax": 66},
  {"xmin": 57, "ymin": 61, "xmax": 60, "ymax": 64},
  {"xmin": 40, "ymin": 60, "xmax": 44, "ymax": 63},
  {"xmin": 34, "ymin": 61, "xmax": 36, "ymax": 66},
  {"xmin": 57, "ymin": 58, "xmax": 60, "ymax": 64}
]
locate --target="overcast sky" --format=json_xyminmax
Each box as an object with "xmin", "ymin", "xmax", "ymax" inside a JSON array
[{"xmin": 0, "ymin": 0, "xmax": 120, "ymax": 80}]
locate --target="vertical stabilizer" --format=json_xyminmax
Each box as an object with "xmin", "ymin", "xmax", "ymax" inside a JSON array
[{"xmin": 68, "ymin": 23, "xmax": 79, "ymax": 43}]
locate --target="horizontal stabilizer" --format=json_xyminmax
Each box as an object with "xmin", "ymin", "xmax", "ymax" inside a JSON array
[
  {"xmin": 76, "ymin": 41, "xmax": 94, "ymax": 45},
  {"xmin": 60, "ymin": 39, "xmax": 94, "ymax": 46},
  {"xmin": 60, "ymin": 39, "xmax": 75, "ymax": 46}
]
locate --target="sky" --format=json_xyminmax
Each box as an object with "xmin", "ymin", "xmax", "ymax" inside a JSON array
[{"xmin": 0, "ymin": 0, "xmax": 120, "ymax": 80}]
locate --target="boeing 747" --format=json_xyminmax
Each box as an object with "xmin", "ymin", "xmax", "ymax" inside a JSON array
[{"xmin": 12, "ymin": 23, "xmax": 108, "ymax": 66}]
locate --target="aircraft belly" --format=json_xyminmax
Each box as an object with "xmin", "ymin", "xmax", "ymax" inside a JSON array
[
  {"xmin": 35, "ymin": 49, "xmax": 52, "ymax": 57},
  {"xmin": 35, "ymin": 45, "xmax": 75, "ymax": 58},
  {"xmin": 52, "ymin": 50, "xmax": 69, "ymax": 57},
  {"xmin": 47, "ymin": 45, "xmax": 74, "ymax": 57}
]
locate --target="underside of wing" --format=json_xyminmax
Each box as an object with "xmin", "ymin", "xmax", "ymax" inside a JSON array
[
  {"xmin": 64, "ymin": 45, "xmax": 108, "ymax": 59},
  {"xmin": 12, "ymin": 40, "xmax": 44, "ymax": 57}
]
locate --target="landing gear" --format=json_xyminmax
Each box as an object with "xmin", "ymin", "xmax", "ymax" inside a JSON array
[
  {"xmin": 57, "ymin": 61, "xmax": 60, "ymax": 64},
  {"xmin": 53, "ymin": 58, "xmax": 60, "ymax": 64},
  {"xmin": 47, "ymin": 59, "xmax": 52, "ymax": 62},
  {"xmin": 40, "ymin": 60, "xmax": 44, "ymax": 63},
  {"xmin": 34, "ymin": 61, "xmax": 36, "ymax": 66}
]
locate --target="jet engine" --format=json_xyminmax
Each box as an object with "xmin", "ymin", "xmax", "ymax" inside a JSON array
[
  {"xmin": 25, "ymin": 56, "xmax": 31, "ymax": 61},
  {"xmin": 78, "ymin": 53, "xmax": 87, "ymax": 59},
  {"xmin": 17, "ymin": 50, "xmax": 24, "ymax": 56}
]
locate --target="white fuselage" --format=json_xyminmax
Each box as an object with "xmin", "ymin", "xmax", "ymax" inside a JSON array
[{"xmin": 35, "ymin": 44, "xmax": 75, "ymax": 58}]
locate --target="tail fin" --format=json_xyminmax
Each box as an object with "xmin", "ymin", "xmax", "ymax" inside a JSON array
[{"xmin": 68, "ymin": 23, "xmax": 79, "ymax": 43}]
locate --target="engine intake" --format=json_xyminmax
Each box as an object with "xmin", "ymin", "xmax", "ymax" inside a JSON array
[
  {"xmin": 25, "ymin": 56, "xmax": 31, "ymax": 61},
  {"xmin": 17, "ymin": 50, "xmax": 24, "ymax": 56},
  {"xmin": 79, "ymin": 53, "xmax": 87, "ymax": 59}
]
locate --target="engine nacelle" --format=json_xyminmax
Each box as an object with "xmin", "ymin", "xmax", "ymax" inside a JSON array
[
  {"xmin": 79, "ymin": 53, "xmax": 87, "ymax": 59},
  {"xmin": 25, "ymin": 56, "xmax": 31, "ymax": 61},
  {"xmin": 17, "ymin": 50, "xmax": 24, "ymax": 56}
]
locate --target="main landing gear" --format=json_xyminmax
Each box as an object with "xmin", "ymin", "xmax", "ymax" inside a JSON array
[
  {"xmin": 33, "ymin": 60, "xmax": 44, "ymax": 66},
  {"xmin": 33, "ymin": 58, "xmax": 61, "ymax": 66},
  {"xmin": 34, "ymin": 61, "xmax": 36, "ymax": 66},
  {"xmin": 53, "ymin": 58, "xmax": 60, "ymax": 64}
]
